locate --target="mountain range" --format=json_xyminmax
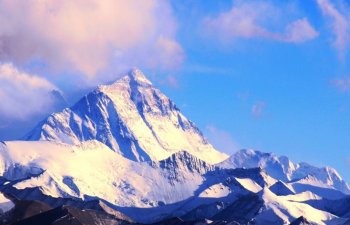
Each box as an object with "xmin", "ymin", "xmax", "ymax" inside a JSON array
[{"xmin": 0, "ymin": 69, "xmax": 349, "ymax": 225}]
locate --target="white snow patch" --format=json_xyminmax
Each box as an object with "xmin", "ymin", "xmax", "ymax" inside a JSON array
[
  {"xmin": 199, "ymin": 183, "xmax": 231, "ymax": 198},
  {"xmin": 235, "ymin": 178, "xmax": 262, "ymax": 193}
]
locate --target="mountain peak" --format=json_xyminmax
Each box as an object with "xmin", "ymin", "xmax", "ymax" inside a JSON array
[
  {"xmin": 108, "ymin": 68, "xmax": 153, "ymax": 87},
  {"xmin": 128, "ymin": 68, "xmax": 152, "ymax": 85},
  {"xmin": 24, "ymin": 69, "xmax": 228, "ymax": 164},
  {"xmin": 102, "ymin": 68, "xmax": 152, "ymax": 90}
]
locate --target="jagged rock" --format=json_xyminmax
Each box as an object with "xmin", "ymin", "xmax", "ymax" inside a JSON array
[{"xmin": 289, "ymin": 216, "xmax": 311, "ymax": 225}]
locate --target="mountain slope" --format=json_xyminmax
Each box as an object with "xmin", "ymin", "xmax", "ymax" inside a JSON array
[
  {"xmin": 0, "ymin": 199, "xmax": 53, "ymax": 225},
  {"xmin": 254, "ymin": 188, "xmax": 335, "ymax": 225},
  {"xmin": 0, "ymin": 193, "xmax": 14, "ymax": 214},
  {"xmin": 10, "ymin": 205, "xmax": 132, "ymax": 225},
  {"xmin": 23, "ymin": 69, "xmax": 227, "ymax": 164}
]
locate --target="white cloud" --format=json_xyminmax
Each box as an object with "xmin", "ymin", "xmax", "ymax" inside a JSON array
[
  {"xmin": 0, "ymin": 63, "xmax": 58, "ymax": 119},
  {"xmin": 283, "ymin": 18, "xmax": 320, "ymax": 43},
  {"xmin": 203, "ymin": 2, "xmax": 318, "ymax": 43},
  {"xmin": 317, "ymin": 0, "xmax": 350, "ymax": 58},
  {"xmin": 205, "ymin": 125, "xmax": 241, "ymax": 154},
  {"xmin": 252, "ymin": 101, "xmax": 265, "ymax": 118},
  {"xmin": 204, "ymin": 2, "xmax": 275, "ymax": 40},
  {"xmin": 0, "ymin": 0, "xmax": 183, "ymax": 79}
]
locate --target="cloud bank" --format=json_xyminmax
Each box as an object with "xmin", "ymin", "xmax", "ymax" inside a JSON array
[
  {"xmin": 0, "ymin": 63, "xmax": 59, "ymax": 119},
  {"xmin": 0, "ymin": 0, "xmax": 183, "ymax": 79},
  {"xmin": 203, "ymin": 2, "xmax": 318, "ymax": 44}
]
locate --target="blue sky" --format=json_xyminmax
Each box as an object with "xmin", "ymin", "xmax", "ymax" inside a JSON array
[{"xmin": 0, "ymin": 0, "xmax": 350, "ymax": 180}]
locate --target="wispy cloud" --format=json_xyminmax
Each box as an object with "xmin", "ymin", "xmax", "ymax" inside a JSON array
[
  {"xmin": 205, "ymin": 125, "xmax": 241, "ymax": 154},
  {"xmin": 0, "ymin": 0, "xmax": 183, "ymax": 79},
  {"xmin": 158, "ymin": 74, "xmax": 180, "ymax": 89},
  {"xmin": 316, "ymin": 0, "xmax": 349, "ymax": 59},
  {"xmin": 332, "ymin": 77, "xmax": 350, "ymax": 93},
  {"xmin": 203, "ymin": 2, "xmax": 318, "ymax": 44},
  {"xmin": 0, "ymin": 63, "xmax": 58, "ymax": 119},
  {"xmin": 252, "ymin": 101, "xmax": 265, "ymax": 118},
  {"xmin": 283, "ymin": 18, "xmax": 320, "ymax": 43}
]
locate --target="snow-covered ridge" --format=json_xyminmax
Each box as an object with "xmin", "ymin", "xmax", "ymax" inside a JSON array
[
  {"xmin": 23, "ymin": 69, "xmax": 228, "ymax": 164},
  {"xmin": 218, "ymin": 149, "xmax": 350, "ymax": 195}
]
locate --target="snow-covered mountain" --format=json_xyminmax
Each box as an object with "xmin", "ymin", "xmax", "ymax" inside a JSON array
[
  {"xmin": 1, "ymin": 69, "xmax": 350, "ymax": 224},
  {"xmin": 218, "ymin": 149, "xmax": 350, "ymax": 195},
  {"xmin": 23, "ymin": 69, "xmax": 227, "ymax": 164}
]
